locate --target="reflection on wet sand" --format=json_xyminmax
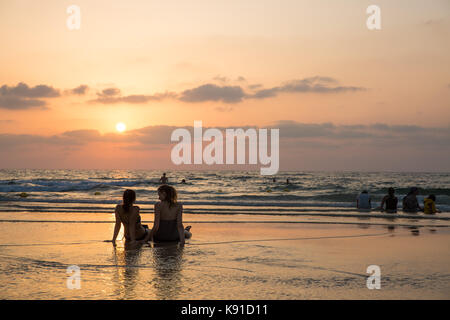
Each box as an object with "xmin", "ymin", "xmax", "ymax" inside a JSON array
[
  {"xmin": 382, "ymin": 214, "xmax": 397, "ymax": 232},
  {"xmin": 357, "ymin": 215, "xmax": 371, "ymax": 229},
  {"xmin": 151, "ymin": 243, "xmax": 185, "ymax": 300},
  {"xmin": 109, "ymin": 242, "xmax": 185, "ymax": 300},
  {"xmin": 111, "ymin": 246, "xmax": 143, "ymax": 299}
]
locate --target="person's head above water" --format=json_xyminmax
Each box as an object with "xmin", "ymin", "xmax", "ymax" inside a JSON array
[
  {"xmin": 122, "ymin": 189, "xmax": 136, "ymax": 213},
  {"xmin": 388, "ymin": 187, "xmax": 395, "ymax": 196},
  {"xmin": 158, "ymin": 184, "xmax": 177, "ymax": 207},
  {"xmin": 408, "ymin": 187, "xmax": 419, "ymax": 196},
  {"xmin": 362, "ymin": 190, "xmax": 368, "ymax": 194}
]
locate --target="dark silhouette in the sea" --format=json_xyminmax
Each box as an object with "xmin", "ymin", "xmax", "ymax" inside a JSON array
[
  {"xmin": 403, "ymin": 187, "xmax": 422, "ymax": 213},
  {"xmin": 109, "ymin": 189, "xmax": 151, "ymax": 248},
  {"xmin": 380, "ymin": 187, "xmax": 398, "ymax": 213},
  {"xmin": 424, "ymin": 194, "xmax": 441, "ymax": 214},
  {"xmin": 159, "ymin": 173, "xmax": 168, "ymax": 184},
  {"xmin": 151, "ymin": 185, "xmax": 192, "ymax": 247},
  {"xmin": 181, "ymin": 179, "xmax": 186, "ymax": 184},
  {"xmin": 286, "ymin": 178, "xmax": 290, "ymax": 184},
  {"xmin": 356, "ymin": 190, "xmax": 371, "ymax": 210}
]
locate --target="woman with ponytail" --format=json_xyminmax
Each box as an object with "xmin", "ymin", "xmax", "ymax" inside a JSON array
[
  {"xmin": 151, "ymin": 184, "xmax": 192, "ymax": 246},
  {"xmin": 110, "ymin": 189, "xmax": 151, "ymax": 247}
]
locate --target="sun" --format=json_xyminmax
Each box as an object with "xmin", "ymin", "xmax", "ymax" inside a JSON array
[{"xmin": 116, "ymin": 122, "xmax": 126, "ymax": 133}]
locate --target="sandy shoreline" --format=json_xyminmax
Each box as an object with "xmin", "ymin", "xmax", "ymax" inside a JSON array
[{"xmin": 0, "ymin": 212, "xmax": 449, "ymax": 299}]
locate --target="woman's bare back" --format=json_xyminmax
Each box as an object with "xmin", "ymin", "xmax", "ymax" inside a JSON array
[{"xmin": 156, "ymin": 201, "xmax": 182, "ymax": 221}]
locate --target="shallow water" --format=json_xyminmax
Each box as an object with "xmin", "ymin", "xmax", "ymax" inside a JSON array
[
  {"xmin": 1, "ymin": 170, "xmax": 450, "ymax": 215},
  {"xmin": 0, "ymin": 212, "xmax": 449, "ymax": 299}
]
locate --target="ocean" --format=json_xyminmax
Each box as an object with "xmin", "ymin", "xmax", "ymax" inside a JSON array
[{"xmin": 0, "ymin": 169, "xmax": 449, "ymax": 223}]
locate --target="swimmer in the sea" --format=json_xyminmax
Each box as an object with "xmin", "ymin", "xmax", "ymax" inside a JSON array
[{"xmin": 159, "ymin": 173, "xmax": 168, "ymax": 184}]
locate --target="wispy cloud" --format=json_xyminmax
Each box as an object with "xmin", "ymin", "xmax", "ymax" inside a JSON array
[
  {"xmin": 250, "ymin": 77, "xmax": 365, "ymax": 100},
  {"xmin": 89, "ymin": 87, "xmax": 176, "ymax": 104}
]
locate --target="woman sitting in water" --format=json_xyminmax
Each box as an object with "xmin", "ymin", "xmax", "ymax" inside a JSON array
[
  {"xmin": 151, "ymin": 185, "xmax": 192, "ymax": 246},
  {"xmin": 110, "ymin": 189, "xmax": 151, "ymax": 247}
]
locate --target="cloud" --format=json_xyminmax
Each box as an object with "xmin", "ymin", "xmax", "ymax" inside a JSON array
[
  {"xmin": 0, "ymin": 82, "xmax": 60, "ymax": 98},
  {"xmin": 0, "ymin": 82, "xmax": 60, "ymax": 110},
  {"xmin": 247, "ymin": 83, "xmax": 263, "ymax": 90},
  {"xmin": 178, "ymin": 77, "xmax": 365, "ymax": 104},
  {"xmin": 2, "ymin": 122, "xmax": 449, "ymax": 152},
  {"xmin": 424, "ymin": 19, "xmax": 443, "ymax": 26},
  {"xmin": 213, "ymin": 75, "xmax": 229, "ymax": 83},
  {"xmin": 84, "ymin": 76, "xmax": 364, "ymax": 106},
  {"xmin": 90, "ymin": 89, "xmax": 176, "ymax": 104},
  {"xmin": 179, "ymin": 84, "xmax": 247, "ymax": 103},
  {"xmin": 69, "ymin": 85, "xmax": 89, "ymax": 95},
  {"xmin": 270, "ymin": 121, "xmax": 450, "ymax": 145},
  {"xmin": 250, "ymin": 77, "xmax": 365, "ymax": 100},
  {"xmin": 0, "ymin": 76, "xmax": 366, "ymax": 109},
  {"xmin": 0, "ymin": 96, "xmax": 48, "ymax": 110},
  {"xmin": 99, "ymin": 88, "xmax": 121, "ymax": 97}
]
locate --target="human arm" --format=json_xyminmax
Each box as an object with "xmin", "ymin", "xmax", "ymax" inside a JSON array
[
  {"xmin": 151, "ymin": 203, "xmax": 161, "ymax": 239},
  {"xmin": 177, "ymin": 204, "xmax": 185, "ymax": 246},
  {"xmin": 111, "ymin": 205, "xmax": 121, "ymax": 246},
  {"xmin": 380, "ymin": 196, "xmax": 387, "ymax": 212}
]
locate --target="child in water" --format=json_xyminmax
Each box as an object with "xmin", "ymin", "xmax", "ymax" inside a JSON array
[{"xmin": 423, "ymin": 195, "xmax": 441, "ymax": 214}]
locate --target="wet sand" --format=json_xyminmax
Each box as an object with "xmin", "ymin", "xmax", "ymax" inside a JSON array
[{"xmin": 0, "ymin": 212, "xmax": 449, "ymax": 299}]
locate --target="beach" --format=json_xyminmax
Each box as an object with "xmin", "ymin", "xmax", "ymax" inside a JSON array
[
  {"xmin": 1, "ymin": 170, "xmax": 449, "ymax": 299},
  {"xmin": 0, "ymin": 211, "xmax": 449, "ymax": 300}
]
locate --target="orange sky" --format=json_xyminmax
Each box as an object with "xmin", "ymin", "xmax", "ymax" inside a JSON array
[{"xmin": 0, "ymin": 0, "xmax": 449, "ymax": 170}]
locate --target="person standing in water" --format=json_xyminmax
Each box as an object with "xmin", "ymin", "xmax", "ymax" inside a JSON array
[
  {"xmin": 110, "ymin": 189, "xmax": 151, "ymax": 248},
  {"xmin": 151, "ymin": 185, "xmax": 192, "ymax": 247},
  {"xmin": 380, "ymin": 187, "xmax": 398, "ymax": 213},
  {"xmin": 159, "ymin": 173, "xmax": 168, "ymax": 184},
  {"xmin": 356, "ymin": 190, "xmax": 372, "ymax": 210}
]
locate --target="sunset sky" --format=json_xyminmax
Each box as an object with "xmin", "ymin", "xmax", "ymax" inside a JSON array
[{"xmin": 1, "ymin": 0, "xmax": 449, "ymax": 171}]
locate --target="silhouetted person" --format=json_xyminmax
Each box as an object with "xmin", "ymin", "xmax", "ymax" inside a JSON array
[
  {"xmin": 159, "ymin": 173, "xmax": 168, "ymax": 184},
  {"xmin": 151, "ymin": 185, "xmax": 192, "ymax": 247},
  {"xmin": 403, "ymin": 187, "xmax": 422, "ymax": 213},
  {"xmin": 110, "ymin": 189, "xmax": 151, "ymax": 248},
  {"xmin": 380, "ymin": 187, "xmax": 398, "ymax": 213},
  {"xmin": 424, "ymin": 194, "xmax": 441, "ymax": 214},
  {"xmin": 357, "ymin": 190, "xmax": 372, "ymax": 210},
  {"xmin": 181, "ymin": 179, "xmax": 186, "ymax": 184}
]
